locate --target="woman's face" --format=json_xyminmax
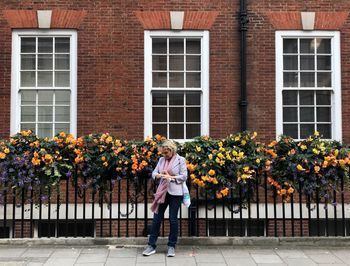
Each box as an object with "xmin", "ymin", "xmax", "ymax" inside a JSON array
[{"xmin": 161, "ymin": 148, "xmax": 173, "ymax": 160}]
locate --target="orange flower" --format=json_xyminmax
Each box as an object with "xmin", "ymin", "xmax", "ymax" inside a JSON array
[
  {"xmin": 208, "ymin": 169, "xmax": 215, "ymax": 176},
  {"xmin": 0, "ymin": 152, "xmax": 5, "ymax": 159},
  {"xmin": 288, "ymin": 187, "xmax": 294, "ymax": 194},
  {"xmin": 314, "ymin": 165, "xmax": 320, "ymax": 173}
]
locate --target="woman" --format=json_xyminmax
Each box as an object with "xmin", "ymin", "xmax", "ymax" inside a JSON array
[{"xmin": 142, "ymin": 139, "xmax": 188, "ymax": 257}]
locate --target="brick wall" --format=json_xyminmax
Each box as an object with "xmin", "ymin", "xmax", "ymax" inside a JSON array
[{"xmin": 0, "ymin": 1, "xmax": 349, "ymax": 141}]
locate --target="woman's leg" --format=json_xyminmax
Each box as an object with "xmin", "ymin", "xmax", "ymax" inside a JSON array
[
  {"xmin": 148, "ymin": 194, "xmax": 169, "ymax": 249},
  {"xmin": 167, "ymin": 194, "xmax": 183, "ymax": 248}
]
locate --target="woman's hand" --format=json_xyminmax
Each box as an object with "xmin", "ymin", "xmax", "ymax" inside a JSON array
[{"xmin": 163, "ymin": 174, "xmax": 175, "ymax": 182}]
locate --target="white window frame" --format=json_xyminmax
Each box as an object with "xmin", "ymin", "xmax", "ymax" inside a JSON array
[
  {"xmin": 11, "ymin": 29, "xmax": 78, "ymax": 137},
  {"xmin": 144, "ymin": 30, "xmax": 209, "ymax": 142},
  {"xmin": 275, "ymin": 30, "xmax": 342, "ymax": 141}
]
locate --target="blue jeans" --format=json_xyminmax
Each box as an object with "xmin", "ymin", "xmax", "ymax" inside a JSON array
[{"xmin": 148, "ymin": 192, "xmax": 182, "ymax": 249}]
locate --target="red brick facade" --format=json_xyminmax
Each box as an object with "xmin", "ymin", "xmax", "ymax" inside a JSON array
[{"xmin": 0, "ymin": 1, "xmax": 349, "ymax": 142}]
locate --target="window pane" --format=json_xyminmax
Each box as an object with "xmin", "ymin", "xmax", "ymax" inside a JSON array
[
  {"xmin": 21, "ymin": 55, "xmax": 36, "ymax": 70},
  {"xmin": 38, "ymin": 106, "xmax": 53, "ymax": 122},
  {"xmin": 38, "ymin": 38, "xmax": 53, "ymax": 53},
  {"xmin": 152, "ymin": 72, "xmax": 167, "ymax": 87},
  {"xmin": 300, "ymin": 39, "xmax": 315, "ymax": 54},
  {"xmin": 187, "ymin": 124, "xmax": 201, "ymax": 138},
  {"xmin": 21, "ymin": 106, "xmax": 35, "ymax": 122},
  {"xmin": 21, "ymin": 72, "xmax": 36, "ymax": 87},
  {"xmin": 317, "ymin": 124, "xmax": 331, "ymax": 139},
  {"xmin": 169, "ymin": 124, "xmax": 184, "ymax": 139},
  {"xmin": 186, "ymin": 73, "xmax": 200, "ymax": 88},
  {"xmin": 300, "ymin": 72, "xmax": 315, "ymax": 87},
  {"xmin": 152, "ymin": 107, "xmax": 167, "ymax": 122},
  {"xmin": 317, "ymin": 107, "xmax": 331, "ymax": 122},
  {"xmin": 153, "ymin": 124, "xmax": 167, "ymax": 137},
  {"xmin": 300, "ymin": 124, "xmax": 315, "ymax": 139},
  {"xmin": 169, "ymin": 56, "xmax": 184, "ymax": 70},
  {"xmin": 55, "ymin": 38, "xmax": 70, "ymax": 53},
  {"xmin": 300, "ymin": 107, "xmax": 314, "ymax": 122},
  {"xmin": 38, "ymin": 54, "xmax": 53, "ymax": 70},
  {"xmin": 283, "ymin": 107, "xmax": 297, "ymax": 122},
  {"xmin": 55, "ymin": 54, "xmax": 70, "ymax": 70},
  {"xmin": 152, "ymin": 38, "xmax": 167, "ymax": 54},
  {"xmin": 187, "ymin": 56, "xmax": 201, "ymax": 71},
  {"xmin": 38, "ymin": 71, "xmax": 53, "ymax": 87},
  {"xmin": 55, "ymin": 91, "xmax": 70, "ymax": 105},
  {"xmin": 169, "ymin": 72, "xmax": 184, "ymax": 88},
  {"xmin": 152, "ymin": 92, "xmax": 167, "ymax": 105},
  {"xmin": 300, "ymin": 90, "xmax": 314, "ymax": 105},
  {"xmin": 316, "ymin": 91, "xmax": 331, "ymax": 105},
  {"xmin": 152, "ymin": 55, "xmax": 167, "ymax": 71},
  {"xmin": 55, "ymin": 72, "xmax": 70, "ymax": 87},
  {"xmin": 38, "ymin": 123, "xmax": 52, "ymax": 138},
  {"xmin": 186, "ymin": 92, "xmax": 201, "ymax": 105},
  {"xmin": 21, "ymin": 38, "xmax": 36, "ymax": 53},
  {"xmin": 169, "ymin": 107, "xmax": 184, "ymax": 122},
  {"xmin": 169, "ymin": 92, "xmax": 184, "ymax": 105},
  {"xmin": 317, "ymin": 56, "xmax": 331, "ymax": 70},
  {"xmin": 38, "ymin": 91, "xmax": 53, "ymax": 105},
  {"xmin": 283, "ymin": 39, "xmax": 297, "ymax": 53},
  {"xmin": 169, "ymin": 39, "xmax": 184, "ymax": 54},
  {"xmin": 317, "ymin": 39, "xmax": 331, "ymax": 54},
  {"xmin": 21, "ymin": 123, "xmax": 35, "ymax": 132},
  {"xmin": 283, "ymin": 55, "xmax": 298, "ymax": 70},
  {"xmin": 186, "ymin": 107, "xmax": 201, "ymax": 122},
  {"xmin": 282, "ymin": 90, "xmax": 297, "ymax": 105},
  {"xmin": 283, "ymin": 72, "xmax": 298, "ymax": 87},
  {"xmin": 186, "ymin": 39, "xmax": 201, "ymax": 54},
  {"xmin": 300, "ymin": 55, "xmax": 315, "ymax": 70},
  {"xmin": 55, "ymin": 123, "xmax": 70, "ymax": 135},
  {"xmin": 55, "ymin": 106, "xmax": 70, "ymax": 122},
  {"xmin": 317, "ymin": 72, "xmax": 331, "ymax": 87},
  {"xmin": 283, "ymin": 124, "xmax": 298, "ymax": 139},
  {"xmin": 21, "ymin": 91, "xmax": 36, "ymax": 105}
]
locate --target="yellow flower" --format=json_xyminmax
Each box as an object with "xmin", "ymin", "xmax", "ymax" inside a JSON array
[
  {"xmin": 288, "ymin": 187, "xmax": 295, "ymax": 194},
  {"xmin": 232, "ymin": 150, "xmax": 238, "ymax": 156},
  {"xmin": 256, "ymin": 158, "xmax": 261, "ymax": 164},
  {"xmin": 300, "ymin": 145, "xmax": 307, "ymax": 151},
  {"xmin": 334, "ymin": 149, "xmax": 339, "ymax": 157},
  {"xmin": 312, "ymin": 148, "xmax": 320, "ymax": 155},
  {"xmin": 252, "ymin": 132, "xmax": 258, "ymax": 139},
  {"xmin": 297, "ymin": 164, "xmax": 305, "ymax": 171},
  {"xmin": 240, "ymin": 140, "xmax": 247, "ymax": 146},
  {"xmin": 212, "ymin": 178, "xmax": 218, "ymax": 184},
  {"xmin": 243, "ymin": 166, "xmax": 250, "ymax": 172},
  {"xmin": 4, "ymin": 148, "xmax": 10, "ymax": 154},
  {"xmin": 234, "ymin": 136, "xmax": 240, "ymax": 142},
  {"xmin": 190, "ymin": 174, "xmax": 196, "ymax": 180},
  {"xmin": 218, "ymin": 142, "xmax": 223, "ymax": 147},
  {"xmin": 106, "ymin": 136, "xmax": 113, "ymax": 144},
  {"xmin": 314, "ymin": 131, "xmax": 320, "ymax": 137},
  {"xmin": 238, "ymin": 152, "xmax": 245, "ymax": 159},
  {"xmin": 217, "ymin": 153, "xmax": 224, "ymax": 159},
  {"xmin": 208, "ymin": 169, "xmax": 216, "ymax": 176},
  {"xmin": 208, "ymin": 154, "xmax": 213, "ymax": 160}
]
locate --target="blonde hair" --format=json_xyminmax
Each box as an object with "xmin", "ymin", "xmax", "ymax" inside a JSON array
[{"xmin": 159, "ymin": 139, "xmax": 177, "ymax": 154}]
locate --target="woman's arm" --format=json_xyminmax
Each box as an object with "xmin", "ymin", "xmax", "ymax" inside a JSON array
[
  {"xmin": 151, "ymin": 158, "xmax": 163, "ymax": 180},
  {"xmin": 173, "ymin": 157, "xmax": 188, "ymax": 184}
]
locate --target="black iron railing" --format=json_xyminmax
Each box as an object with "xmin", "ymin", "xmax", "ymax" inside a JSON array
[{"xmin": 0, "ymin": 172, "xmax": 348, "ymax": 238}]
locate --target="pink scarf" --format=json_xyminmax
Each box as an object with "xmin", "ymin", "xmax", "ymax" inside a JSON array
[{"xmin": 151, "ymin": 154, "xmax": 177, "ymax": 213}]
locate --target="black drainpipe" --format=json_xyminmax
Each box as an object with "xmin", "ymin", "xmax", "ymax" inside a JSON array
[{"xmin": 239, "ymin": 0, "xmax": 249, "ymax": 131}]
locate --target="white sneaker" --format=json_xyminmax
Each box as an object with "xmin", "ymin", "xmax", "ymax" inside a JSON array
[{"xmin": 142, "ymin": 245, "xmax": 156, "ymax": 256}]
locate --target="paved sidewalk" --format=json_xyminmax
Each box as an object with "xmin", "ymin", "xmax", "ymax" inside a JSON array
[{"xmin": 0, "ymin": 245, "xmax": 350, "ymax": 265}]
